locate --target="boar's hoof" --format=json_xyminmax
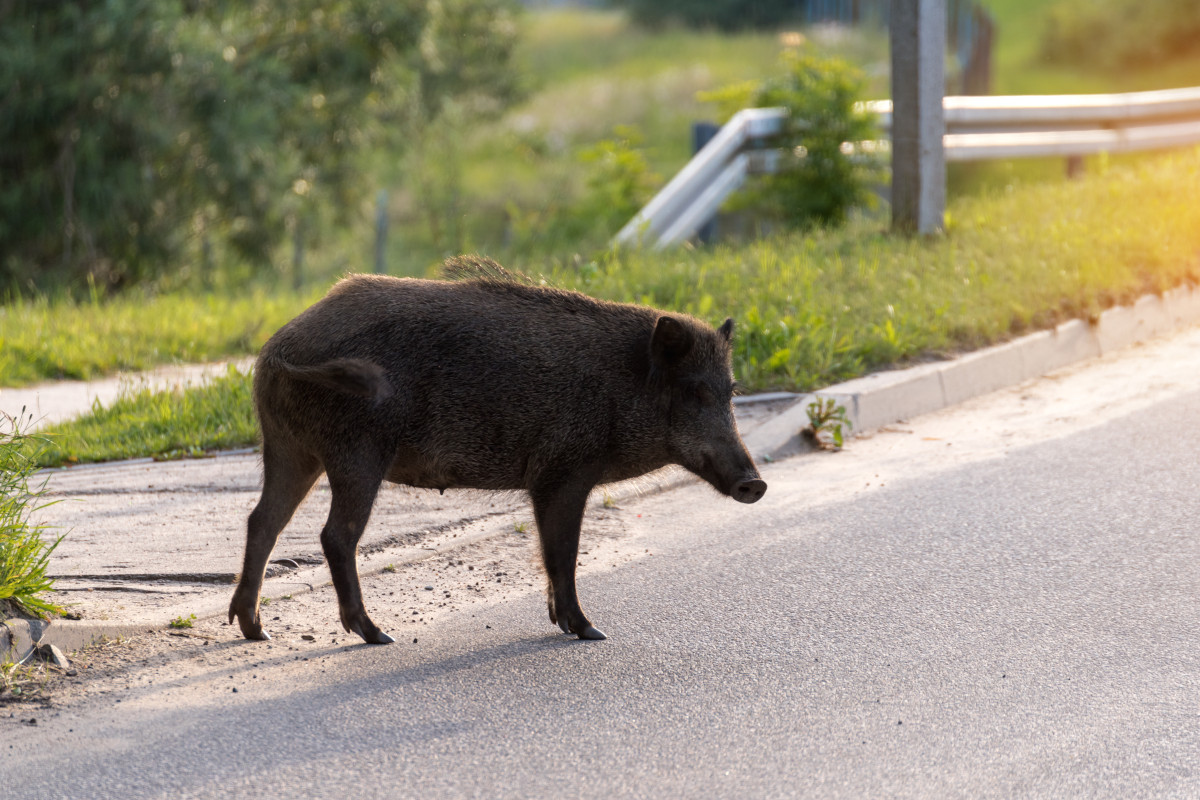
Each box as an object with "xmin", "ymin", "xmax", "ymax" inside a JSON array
[
  {"xmin": 347, "ymin": 617, "xmax": 395, "ymax": 645},
  {"xmin": 230, "ymin": 607, "xmax": 270, "ymax": 641},
  {"xmin": 557, "ymin": 618, "xmax": 571, "ymax": 635},
  {"xmin": 576, "ymin": 626, "xmax": 607, "ymax": 641},
  {"xmin": 733, "ymin": 478, "xmax": 767, "ymax": 504},
  {"xmin": 241, "ymin": 621, "xmax": 270, "ymax": 641}
]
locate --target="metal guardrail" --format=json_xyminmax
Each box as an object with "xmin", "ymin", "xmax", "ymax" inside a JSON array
[
  {"xmin": 613, "ymin": 108, "xmax": 787, "ymax": 249},
  {"xmin": 615, "ymin": 86, "xmax": 1200, "ymax": 249}
]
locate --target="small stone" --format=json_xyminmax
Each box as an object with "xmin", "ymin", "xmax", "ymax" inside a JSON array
[
  {"xmin": 38, "ymin": 643, "xmax": 71, "ymax": 671},
  {"xmin": 424, "ymin": 586, "xmax": 433, "ymax": 591},
  {"xmin": 301, "ymin": 634, "xmax": 315, "ymax": 641},
  {"xmin": 232, "ymin": 687, "xmax": 238, "ymax": 693}
]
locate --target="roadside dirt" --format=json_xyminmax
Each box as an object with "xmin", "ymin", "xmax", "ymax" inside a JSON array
[{"xmin": 2, "ymin": 494, "xmax": 663, "ymax": 716}]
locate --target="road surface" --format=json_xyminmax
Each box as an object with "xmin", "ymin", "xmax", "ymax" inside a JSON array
[{"xmin": 5, "ymin": 327, "xmax": 1200, "ymax": 798}]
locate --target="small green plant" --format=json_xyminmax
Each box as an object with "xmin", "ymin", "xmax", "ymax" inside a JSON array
[
  {"xmin": 259, "ymin": 596, "xmax": 271, "ymax": 606},
  {"xmin": 1, "ymin": 658, "xmax": 53, "ymax": 700},
  {"xmin": 514, "ymin": 521, "xmax": 530, "ymax": 534},
  {"xmin": 602, "ymin": 494, "xmax": 617, "ymax": 509},
  {"xmin": 168, "ymin": 613, "xmax": 196, "ymax": 629},
  {"xmin": 383, "ymin": 564, "xmax": 396, "ymax": 573},
  {"xmin": 803, "ymin": 397, "xmax": 852, "ymax": 450},
  {"xmin": 0, "ymin": 411, "xmax": 64, "ymax": 619},
  {"xmin": 281, "ymin": 594, "xmax": 293, "ymax": 600},
  {"xmin": 702, "ymin": 49, "xmax": 883, "ymax": 228},
  {"xmin": 576, "ymin": 125, "xmax": 661, "ymax": 234}
]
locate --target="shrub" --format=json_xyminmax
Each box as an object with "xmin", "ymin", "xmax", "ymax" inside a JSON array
[
  {"xmin": 703, "ymin": 50, "xmax": 883, "ymax": 229},
  {"xmin": 501, "ymin": 126, "xmax": 661, "ymax": 257},
  {"xmin": 575, "ymin": 126, "xmax": 662, "ymax": 235}
]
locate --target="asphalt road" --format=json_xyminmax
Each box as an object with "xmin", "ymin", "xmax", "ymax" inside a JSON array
[{"xmin": 6, "ymin": 344, "xmax": 1200, "ymax": 798}]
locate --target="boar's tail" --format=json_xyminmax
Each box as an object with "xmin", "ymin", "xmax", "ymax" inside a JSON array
[{"xmin": 272, "ymin": 357, "xmax": 392, "ymax": 401}]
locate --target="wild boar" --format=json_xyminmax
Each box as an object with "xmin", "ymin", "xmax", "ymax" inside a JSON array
[{"xmin": 229, "ymin": 256, "xmax": 766, "ymax": 644}]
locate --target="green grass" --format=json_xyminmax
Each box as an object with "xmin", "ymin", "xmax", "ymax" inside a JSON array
[
  {"xmin": 949, "ymin": 0, "xmax": 1200, "ymax": 195},
  {"xmin": 987, "ymin": 0, "xmax": 1200, "ymax": 95},
  {"xmin": 551, "ymin": 147, "xmax": 1200, "ymax": 390},
  {"xmin": 28, "ymin": 146, "xmax": 1200, "ymax": 466},
  {"xmin": 1, "ymin": 413, "xmax": 64, "ymax": 619},
  {"xmin": 33, "ymin": 367, "xmax": 256, "ymax": 467},
  {"xmin": 0, "ymin": 286, "xmax": 318, "ymax": 387}
]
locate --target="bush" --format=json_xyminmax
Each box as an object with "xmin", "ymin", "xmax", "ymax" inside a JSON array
[
  {"xmin": 501, "ymin": 126, "xmax": 661, "ymax": 258},
  {"xmin": 575, "ymin": 127, "xmax": 662, "ymax": 235},
  {"xmin": 703, "ymin": 50, "xmax": 883, "ymax": 228},
  {"xmin": 1041, "ymin": 0, "xmax": 1200, "ymax": 70}
]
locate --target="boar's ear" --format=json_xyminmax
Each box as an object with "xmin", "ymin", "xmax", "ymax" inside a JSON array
[
  {"xmin": 718, "ymin": 318, "xmax": 734, "ymax": 342},
  {"xmin": 651, "ymin": 315, "xmax": 694, "ymax": 367}
]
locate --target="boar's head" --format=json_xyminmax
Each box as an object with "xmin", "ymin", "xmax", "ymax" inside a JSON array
[{"xmin": 650, "ymin": 315, "xmax": 766, "ymax": 504}]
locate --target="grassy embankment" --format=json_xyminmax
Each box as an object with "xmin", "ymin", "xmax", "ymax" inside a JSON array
[
  {"xmin": 29, "ymin": 145, "xmax": 1200, "ymax": 466},
  {"xmin": 8, "ymin": 4, "xmax": 1200, "ymax": 466},
  {"xmin": 0, "ymin": 287, "xmax": 322, "ymax": 388}
]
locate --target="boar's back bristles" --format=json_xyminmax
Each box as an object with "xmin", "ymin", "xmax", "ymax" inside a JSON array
[{"xmin": 442, "ymin": 254, "xmax": 536, "ymax": 285}]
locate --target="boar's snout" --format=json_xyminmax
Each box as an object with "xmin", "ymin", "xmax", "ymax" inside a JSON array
[{"xmin": 732, "ymin": 477, "xmax": 767, "ymax": 504}]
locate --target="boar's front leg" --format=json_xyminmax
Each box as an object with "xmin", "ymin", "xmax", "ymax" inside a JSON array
[
  {"xmin": 531, "ymin": 478, "xmax": 606, "ymax": 641},
  {"xmin": 320, "ymin": 466, "xmax": 394, "ymax": 645}
]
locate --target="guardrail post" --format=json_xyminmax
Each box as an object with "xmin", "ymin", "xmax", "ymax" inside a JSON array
[
  {"xmin": 890, "ymin": 0, "xmax": 946, "ymax": 234},
  {"xmin": 374, "ymin": 189, "xmax": 389, "ymax": 275},
  {"xmin": 292, "ymin": 219, "xmax": 304, "ymax": 291},
  {"xmin": 691, "ymin": 122, "xmax": 721, "ymax": 244}
]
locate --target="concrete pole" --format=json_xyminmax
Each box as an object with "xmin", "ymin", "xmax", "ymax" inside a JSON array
[
  {"xmin": 891, "ymin": 0, "xmax": 946, "ymax": 234},
  {"xmin": 374, "ymin": 189, "xmax": 388, "ymax": 275}
]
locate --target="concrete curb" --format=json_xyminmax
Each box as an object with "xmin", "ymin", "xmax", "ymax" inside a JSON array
[
  {"xmin": 1, "ymin": 617, "xmax": 152, "ymax": 666},
  {"xmin": 744, "ymin": 284, "xmax": 1200, "ymax": 463},
  {"xmin": 7, "ymin": 283, "xmax": 1200, "ymax": 661}
]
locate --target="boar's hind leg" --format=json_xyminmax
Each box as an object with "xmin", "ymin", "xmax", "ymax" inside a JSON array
[
  {"xmin": 230, "ymin": 448, "xmax": 321, "ymax": 641},
  {"xmin": 532, "ymin": 481, "xmax": 606, "ymax": 641},
  {"xmin": 321, "ymin": 466, "xmax": 394, "ymax": 644}
]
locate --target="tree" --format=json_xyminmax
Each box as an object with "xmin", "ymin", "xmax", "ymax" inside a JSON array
[{"xmin": 0, "ymin": 0, "xmax": 520, "ymax": 292}]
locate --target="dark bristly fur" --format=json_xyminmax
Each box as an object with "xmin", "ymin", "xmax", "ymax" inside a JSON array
[{"xmin": 229, "ymin": 257, "xmax": 767, "ymax": 645}]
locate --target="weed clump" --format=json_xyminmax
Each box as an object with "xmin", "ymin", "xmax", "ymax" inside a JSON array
[{"xmin": 0, "ymin": 411, "xmax": 63, "ymax": 620}]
